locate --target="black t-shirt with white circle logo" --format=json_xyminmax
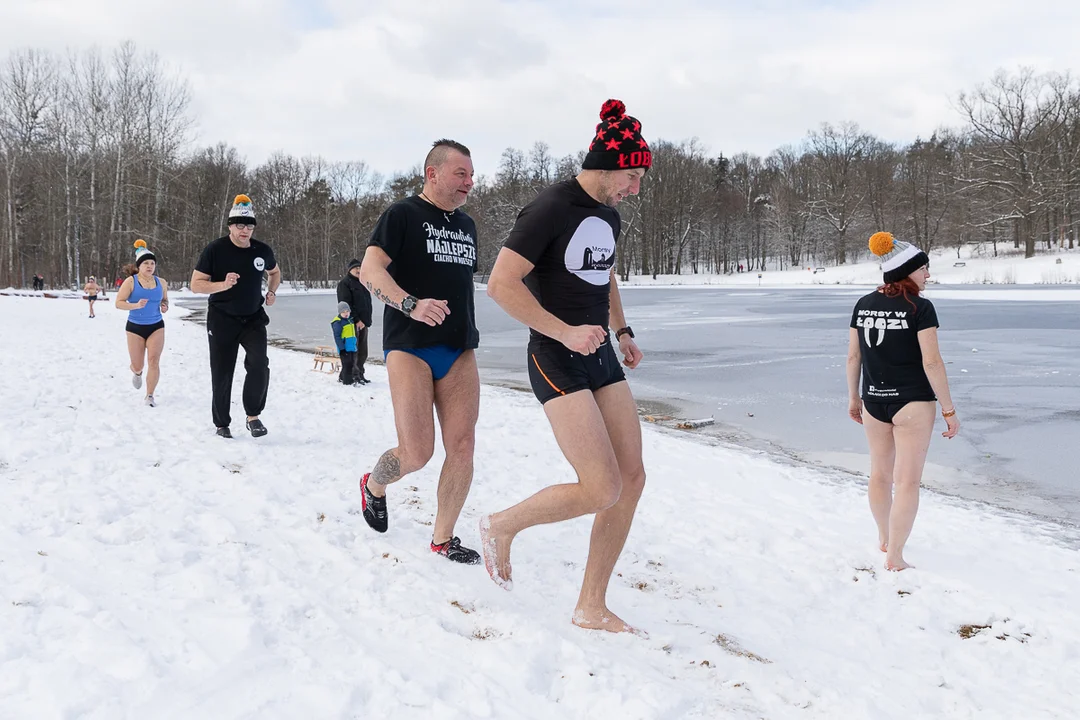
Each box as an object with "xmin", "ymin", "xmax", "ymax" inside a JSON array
[
  {"xmin": 368, "ymin": 196, "xmax": 479, "ymax": 351},
  {"xmin": 504, "ymin": 179, "xmax": 620, "ymax": 344},
  {"xmin": 850, "ymin": 290, "xmax": 939, "ymax": 402},
  {"xmin": 194, "ymin": 236, "xmax": 277, "ymax": 317}
]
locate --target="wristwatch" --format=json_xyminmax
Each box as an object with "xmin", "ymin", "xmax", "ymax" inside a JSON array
[
  {"xmin": 401, "ymin": 294, "xmax": 418, "ymax": 316},
  {"xmin": 615, "ymin": 326, "xmax": 634, "ymax": 341}
]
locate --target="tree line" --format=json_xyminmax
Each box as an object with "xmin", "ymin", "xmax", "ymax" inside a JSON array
[{"xmin": 3, "ymin": 42, "xmax": 1079, "ymax": 289}]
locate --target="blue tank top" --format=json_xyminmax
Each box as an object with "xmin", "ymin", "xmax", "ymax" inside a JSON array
[{"xmin": 128, "ymin": 276, "xmax": 164, "ymax": 325}]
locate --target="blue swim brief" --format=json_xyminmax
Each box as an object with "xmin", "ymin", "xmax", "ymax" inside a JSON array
[{"xmin": 385, "ymin": 345, "xmax": 465, "ymax": 381}]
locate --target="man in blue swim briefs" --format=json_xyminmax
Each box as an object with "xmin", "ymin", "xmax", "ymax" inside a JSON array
[{"xmin": 358, "ymin": 139, "xmax": 482, "ymax": 564}]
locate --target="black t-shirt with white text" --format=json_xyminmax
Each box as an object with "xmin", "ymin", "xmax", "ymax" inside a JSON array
[
  {"xmin": 850, "ymin": 290, "xmax": 939, "ymax": 402},
  {"xmin": 368, "ymin": 196, "xmax": 479, "ymax": 350},
  {"xmin": 503, "ymin": 179, "xmax": 620, "ymax": 345},
  {"xmin": 194, "ymin": 236, "xmax": 277, "ymax": 317}
]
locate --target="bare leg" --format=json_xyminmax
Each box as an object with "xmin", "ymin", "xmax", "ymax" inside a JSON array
[
  {"xmin": 431, "ymin": 351, "xmax": 479, "ymax": 545},
  {"xmin": 88, "ymin": 299, "xmax": 95, "ymax": 317},
  {"xmin": 144, "ymin": 328, "xmax": 165, "ymax": 397},
  {"xmin": 572, "ymin": 381, "xmax": 646, "ymax": 634},
  {"xmin": 480, "ymin": 390, "xmax": 621, "ymax": 605},
  {"xmin": 367, "ymin": 351, "xmax": 435, "ymax": 498},
  {"xmin": 126, "ymin": 331, "xmax": 147, "ymax": 377},
  {"xmin": 885, "ymin": 402, "xmax": 935, "ymax": 571},
  {"xmin": 862, "ymin": 407, "xmax": 896, "ymax": 552}
]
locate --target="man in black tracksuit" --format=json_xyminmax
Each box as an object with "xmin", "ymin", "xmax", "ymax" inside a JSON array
[
  {"xmin": 190, "ymin": 194, "xmax": 282, "ymax": 439},
  {"xmin": 336, "ymin": 258, "xmax": 372, "ymax": 384}
]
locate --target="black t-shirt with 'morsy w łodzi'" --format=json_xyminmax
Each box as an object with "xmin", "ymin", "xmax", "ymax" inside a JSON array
[
  {"xmin": 195, "ymin": 236, "xmax": 277, "ymax": 317},
  {"xmin": 503, "ymin": 179, "xmax": 620, "ymax": 345},
  {"xmin": 850, "ymin": 290, "xmax": 939, "ymax": 402},
  {"xmin": 368, "ymin": 196, "xmax": 479, "ymax": 351}
]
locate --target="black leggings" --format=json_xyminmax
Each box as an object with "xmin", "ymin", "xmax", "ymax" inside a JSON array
[{"xmin": 206, "ymin": 307, "xmax": 269, "ymax": 429}]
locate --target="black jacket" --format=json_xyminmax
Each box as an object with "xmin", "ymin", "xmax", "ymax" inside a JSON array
[{"xmin": 337, "ymin": 274, "xmax": 372, "ymax": 326}]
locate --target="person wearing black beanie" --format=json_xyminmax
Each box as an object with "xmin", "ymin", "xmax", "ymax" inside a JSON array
[
  {"xmin": 337, "ymin": 258, "xmax": 372, "ymax": 384},
  {"xmin": 479, "ymin": 99, "xmax": 649, "ymax": 634}
]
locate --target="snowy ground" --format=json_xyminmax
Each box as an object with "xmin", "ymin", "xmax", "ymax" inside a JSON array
[{"xmin": 1, "ymin": 295, "xmax": 1078, "ymax": 719}]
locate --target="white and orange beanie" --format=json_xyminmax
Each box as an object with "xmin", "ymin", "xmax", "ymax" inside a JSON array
[
  {"xmin": 869, "ymin": 232, "xmax": 928, "ymax": 284},
  {"xmin": 133, "ymin": 239, "xmax": 155, "ymax": 267},
  {"xmin": 228, "ymin": 194, "xmax": 256, "ymax": 225}
]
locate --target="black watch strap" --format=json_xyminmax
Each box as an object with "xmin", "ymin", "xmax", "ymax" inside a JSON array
[{"xmin": 615, "ymin": 326, "xmax": 634, "ymax": 340}]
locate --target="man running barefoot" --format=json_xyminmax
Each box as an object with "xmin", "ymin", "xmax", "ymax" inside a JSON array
[
  {"xmin": 358, "ymin": 139, "xmax": 482, "ymax": 565},
  {"xmin": 480, "ymin": 100, "xmax": 649, "ymax": 633}
]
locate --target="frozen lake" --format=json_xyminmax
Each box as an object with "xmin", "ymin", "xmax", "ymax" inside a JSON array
[{"xmin": 181, "ymin": 285, "xmax": 1080, "ymax": 524}]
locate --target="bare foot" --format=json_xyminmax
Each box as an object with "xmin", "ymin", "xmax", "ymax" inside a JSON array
[
  {"xmin": 479, "ymin": 515, "xmax": 512, "ymax": 591},
  {"xmin": 572, "ymin": 607, "xmax": 646, "ymax": 637},
  {"xmin": 879, "ymin": 539, "xmax": 889, "ymax": 553},
  {"xmin": 885, "ymin": 557, "xmax": 913, "ymax": 571}
]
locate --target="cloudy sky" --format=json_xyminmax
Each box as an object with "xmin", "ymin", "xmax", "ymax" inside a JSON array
[{"xmin": 2, "ymin": 0, "xmax": 1079, "ymax": 177}]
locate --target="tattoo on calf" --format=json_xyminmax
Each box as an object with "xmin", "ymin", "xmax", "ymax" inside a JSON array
[
  {"xmin": 364, "ymin": 281, "xmax": 401, "ymax": 311},
  {"xmin": 371, "ymin": 450, "xmax": 402, "ymax": 486}
]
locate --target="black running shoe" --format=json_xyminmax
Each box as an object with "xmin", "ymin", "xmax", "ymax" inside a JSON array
[
  {"xmin": 431, "ymin": 536, "xmax": 481, "ymax": 565},
  {"xmin": 216, "ymin": 427, "xmax": 233, "ymax": 439},
  {"xmin": 245, "ymin": 418, "xmax": 268, "ymax": 437},
  {"xmin": 360, "ymin": 473, "xmax": 388, "ymax": 533}
]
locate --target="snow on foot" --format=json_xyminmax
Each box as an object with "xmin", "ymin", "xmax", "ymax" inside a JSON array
[
  {"xmin": 885, "ymin": 557, "xmax": 913, "ymax": 571},
  {"xmin": 572, "ymin": 607, "xmax": 646, "ymax": 637},
  {"xmin": 478, "ymin": 515, "xmax": 512, "ymax": 591}
]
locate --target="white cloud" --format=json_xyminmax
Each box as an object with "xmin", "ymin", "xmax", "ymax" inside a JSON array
[{"xmin": 2, "ymin": 0, "xmax": 1079, "ymax": 177}]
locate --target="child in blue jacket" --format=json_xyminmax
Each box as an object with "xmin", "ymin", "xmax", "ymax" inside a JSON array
[{"xmin": 331, "ymin": 301, "xmax": 358, "ymax": 385}]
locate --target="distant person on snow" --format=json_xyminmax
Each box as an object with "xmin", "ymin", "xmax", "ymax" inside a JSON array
[
  {"xmin": 190, "ymin": 194, "xmax": 282, "ymax": 439},
  {"xmin": 331, "ymin": 301, "xmax": 359, "ymax": 385},
  {"xmin": 83, "ymin": 276, "xmax": 102, "ymax": 317},
  {"xmin": 336, "ymin": 258, "xmax": 372, "ymax": 384},
  {"xmin": 114, "ymin": 240, "xmax": 169, "ymax": 407},
  {"xmin": 479, "ymin": 99, "xmax": 649, "ymax": 634},
  {"xmin": 847, "ymin": 231, "xmax": 959, "ymax": 571}
]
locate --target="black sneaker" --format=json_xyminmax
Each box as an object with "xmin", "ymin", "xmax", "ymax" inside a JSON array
[
  {"xmin": 216, "ymin": 427, "xmax": 233, "ymax": 439},
  {"xmin": 360, "ymin": 473, "xmax": 388, "ymax": 533},
  {"xmin": 245, "ymin": 418, "xmax": 268, "ymax": 437},
  {"xmin": 431, "ymin": 536, "xmax": 481, "ymax": 565}
]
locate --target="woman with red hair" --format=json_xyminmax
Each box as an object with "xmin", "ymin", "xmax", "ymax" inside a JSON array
[{"xmin": 846, "ymin": 232, "xmax": 960, "ymax": 571}]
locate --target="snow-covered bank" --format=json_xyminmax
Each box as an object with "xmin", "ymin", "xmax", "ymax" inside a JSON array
[
  {"xmin": 620, "ymin": 245, "xmax": 1080, "ymax": 287},
  {"xmin": 0, "ymin": 296, "xmax": 1078, "ymax": 719}
]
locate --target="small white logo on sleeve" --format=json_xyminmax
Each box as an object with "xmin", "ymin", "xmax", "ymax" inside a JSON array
[{"xmin": 254, "ymin": 257, "xmax": 265, "ymax": 271}]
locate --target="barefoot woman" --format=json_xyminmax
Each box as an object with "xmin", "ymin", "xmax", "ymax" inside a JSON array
[
  {"xmin": 115, "ymin": 240, "xmax": 169, "ymax": 406},
  {"xmin": 847, "ymin": 232, "xmax": 960, "ymax": 571}
]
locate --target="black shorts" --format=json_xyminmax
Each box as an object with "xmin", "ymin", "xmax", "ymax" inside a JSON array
[
  {"xmin": 126, "ymin": 320, "xmax": 165, "ymax": 340},
  {"xmin": 87, "ymin": 295, "xmax": 98, "ymax": 301},
  {"xmin": 527, "ymin": 339, "xmax": 626, "ymax": 405}
]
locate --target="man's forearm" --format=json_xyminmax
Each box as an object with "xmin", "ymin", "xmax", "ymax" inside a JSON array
[
  {"xmin": 190, "ymin": 278, "xmax": 226, "ymax": 294},
  {"xmin": 361, "ymin": 264, "xmax": 408, "ymax": 312},
  {"xmin": 608, "ymin": 274, "xmax": 629, "ymax": 331},
  {"xmin": 266, "ymin": 270, "xmax": 281, "ymax": 294}
]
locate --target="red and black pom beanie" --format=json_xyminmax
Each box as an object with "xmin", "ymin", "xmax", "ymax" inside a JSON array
[{"xmin": 582, "ymin": 99, "xmax": 651, "ymax": 172}]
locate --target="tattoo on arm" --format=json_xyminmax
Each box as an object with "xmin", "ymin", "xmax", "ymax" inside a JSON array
[
  {"xmin": 371, "ymin": 450, "xmax": 403, "ymax": 487},
  {"xmin": 364, "ymin": 280, "xmax": 401, "ymax": 311}
]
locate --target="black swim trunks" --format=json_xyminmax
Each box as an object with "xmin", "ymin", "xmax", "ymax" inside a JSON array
[{"xmin": 527, "ymin": 337, "xmax": 625, "ymax": 405}]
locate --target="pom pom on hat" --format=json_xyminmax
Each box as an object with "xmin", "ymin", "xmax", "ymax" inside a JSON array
[
  {"xmin": 134, "ymin": 239, "xmax": 147, "ymax": 249},
  {"xmin": 229, "ymin": 194, "xmax": 257, "ymax": 225},
  {"xmin": 868, "ymin": 232, "xmax": 895, "ymax": 257},
  {"xmin": 600, "ymin": 99, "xmax": 626, "ymax": 121}
]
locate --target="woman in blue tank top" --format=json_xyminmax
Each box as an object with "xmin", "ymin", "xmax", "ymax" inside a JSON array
[{"xmin": 115, "ymin": 240, "xmax": 170, "ymax": 406}]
